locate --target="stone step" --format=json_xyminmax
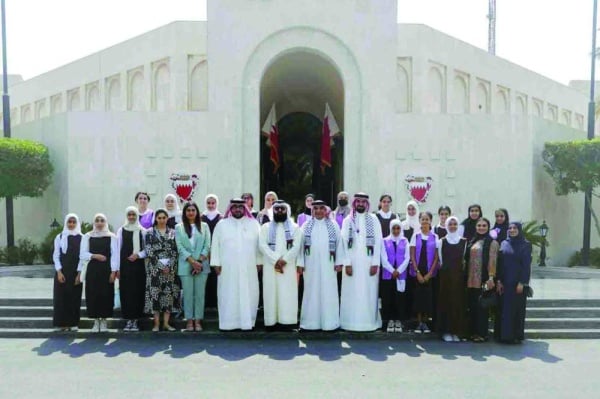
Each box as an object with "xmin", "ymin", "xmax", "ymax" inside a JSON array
[
  {"xmin": 522, "ymin": 318, "xmax": 600, "ymax": 329},
  {"xmin": 526, "ymin": 308, "xmax": 600, "ymax": 318},
  {"xmin": 526, "ymin": 299, "xmax": 600, "ymax": 308},
  {"xmin": 2, "ymin": 297, "xmax": 600, "ymax": 308},
  {"xmin": 0, "ymin": 317, "xmax": 219, "ymax": 329},
  {"xmin": 0, "ymin": 306, "xmax": 220, "ymax": 318}
]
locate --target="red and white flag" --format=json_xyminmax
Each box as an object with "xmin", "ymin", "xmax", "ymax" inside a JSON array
[
  {"xmin": 261, "ymin": 103, "xmax": 280, "ymax": 174},
  {"xmin": 320, "ymin": 103, "xmax": 341, "ymax": 174}
]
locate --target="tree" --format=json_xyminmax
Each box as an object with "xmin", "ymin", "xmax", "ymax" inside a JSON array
[
  {"xmin": 0, "ymin": 137, "xmax": 54, "ymax": 198},
  {"xmin": 542, "ymin": 139, "xmax": 600, "ymax": 237}
]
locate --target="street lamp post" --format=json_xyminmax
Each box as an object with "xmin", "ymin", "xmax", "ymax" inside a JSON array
[
  {"xmin": 539, "ymin": 220, "xmax": 549, "ymax": 267},
  {"xmin": 1, "ymin": 0, "xmax": 13, "ymax": 248},
  {"xmin": 583, "ymin": 0, "xmax": 598, "ymax": 266},
  {"xmin": 49, "ymin": 218, "xmax": 60, "ymax": 230}
]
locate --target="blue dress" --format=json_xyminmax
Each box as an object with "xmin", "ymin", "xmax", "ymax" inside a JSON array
[{"xmin": 498, "ymin": 238, "xmax": 532, "ymax": 342}]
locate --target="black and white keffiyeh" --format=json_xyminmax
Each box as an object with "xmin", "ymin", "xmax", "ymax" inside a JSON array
[
  {"xmin": 303, "ymin": 218, "xmax": 337, "ymax": 260},
  {"xmin": 348, "ymin": 213, "xmax": 376, "ymax": 255},
  {"xmin": 268, "ymin": 219, "xmax": 294, "ymax": 250}
]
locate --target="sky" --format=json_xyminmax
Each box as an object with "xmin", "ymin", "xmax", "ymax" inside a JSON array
[{"xmin": 0, "ymin": 0, "xmax": 596, "ymax": 85}]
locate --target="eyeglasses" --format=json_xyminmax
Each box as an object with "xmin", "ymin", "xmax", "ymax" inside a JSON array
[{"xmin": 273, "ymin": 207, "xmax": 287, "ymax": 212}]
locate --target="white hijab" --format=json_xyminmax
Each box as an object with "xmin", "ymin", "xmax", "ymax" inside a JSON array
[
  {"xmin": 89, "ymin": 213, "xmax": 114, "ymax": 238},
  {"xmin": 263, "ymin": 191, "xmax": 278, "ymax": 221},
  {"xmin": 60, "ymin": 213, "xmax": 82, "ymax": 253},
  {"xmin": 164, "ymin": 193, "xmax": 181, "ymax": 220},
  {"xmin": 122, "ymin": 206, "xmax": 143, "ymax": 254},
  {"xmin": 203, "ymin": 193, "xmax": 221, "ymax": 220},
  {"xmin": 445, "ymin": 216, "xmax": 462, "ymax": 244},
  {"xmin": 388, "ymin": 219, "xmax": 403, "ymax": 243},
  {"xmin": 402, "ymin": 200, "xmax": 420, "ymax": 231}
]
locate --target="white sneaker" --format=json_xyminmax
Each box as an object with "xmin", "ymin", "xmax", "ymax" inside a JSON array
[
  {"xmin": 123, "ymin": 320, "xmax": 132, "ymax": 332},
  {"xmin": 99, "ymin": 319, "xmax": 108, "ymax": 332},
  {"xmin": 442, "ymin": 333, "xmax": 453, "ymax": 342},
  {"xmin": 70, "ymin": 326, "xmax": 79, "ymax": 332},
  {"xmin": 394, "ymin": 321, "xmax": 403, "ymax": 333},
  {"xmin": 452, "ymin": 335, "xmax": 460, "ymax": 342},
  {"xmin": 130, "ymin": 320, "xmax": 139, "ymax": 332},
  {"xmin": 422, "ymin": 323, "xmax": 431, "ymax": 334},
  {"xmin": 92, "ymin": 319, "xmax": 100, "ymax": 332},
  {"xmin": 386, "ymin": 320, "xmax": 395, "ymax": 333}
]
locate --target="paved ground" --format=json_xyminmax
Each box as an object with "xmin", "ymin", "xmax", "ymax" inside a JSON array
[{"xmin": 1, "ymin": 338, "xmax": 598, "ymax": 398}]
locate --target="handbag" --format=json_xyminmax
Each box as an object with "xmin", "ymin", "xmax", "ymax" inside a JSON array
[
  {"xmin": 478, "ymin": 286, "xmax": 498, "ymax": 309},
  {"xmin": 524, "ymin": 285, "xmax": 534, "ymax": 298}
]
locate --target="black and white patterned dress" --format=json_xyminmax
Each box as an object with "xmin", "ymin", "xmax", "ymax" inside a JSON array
[{"xmin": 144, "ymin": 227, "xmax": 179, "ymax": 313}]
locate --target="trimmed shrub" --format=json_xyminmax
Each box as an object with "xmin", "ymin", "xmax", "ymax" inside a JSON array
[
  {"xmin": 568, "ymin": 248, "xmax": 600, "ymax": 268},
  {"xmin": 17, "ymin": 238, "xmax": 39, "ymax": 265}
]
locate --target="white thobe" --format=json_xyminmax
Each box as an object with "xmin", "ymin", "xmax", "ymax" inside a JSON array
[
  {"xmin": 210, "ymin": 217, "xmax": 261, "ymax": 330},
  {"xmin": 259, "ymin": 222, "xmax": 303, "ymax": 326},
  {"xmin": 297, "ymin": 219, "xmax": 346, "ymax": 331},
  {"xmin": 340, "ymin": 213, "xmax": 383, "ymax": 331}
]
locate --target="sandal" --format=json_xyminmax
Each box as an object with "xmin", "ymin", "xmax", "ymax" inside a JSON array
[
  {"xmin": 184, "ymin": 321, "xmax": 194, "ymax": 332},
  {"xmin": 163, "ymin": 325, "xmax": 176, "ymax": 332},
  {"xmin": 195, "ymin": 322, "xmax": 203, "ymax": 332}
]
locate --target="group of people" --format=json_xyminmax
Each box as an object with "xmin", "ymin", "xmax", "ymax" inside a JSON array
[{"xmin": 52, "ymin": 190, "xmax": 533, "ymax": 343}]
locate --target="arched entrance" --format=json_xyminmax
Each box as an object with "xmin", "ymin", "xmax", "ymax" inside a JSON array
[{"xmin": 259, "ymin": 50, "xmax": 344, "ymax": 213}]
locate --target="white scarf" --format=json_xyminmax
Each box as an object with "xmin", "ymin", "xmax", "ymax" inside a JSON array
[
  {"xmin": 377, "ymin": 209, "xmax": 394, "ymax": 219},
  {"xmin": 203, "ymin": 193, "xmax": 221, "ymax": 220},
  {"xmin": 164, "ymin": 193, "xmax": 181, "ymax": 220},
  {"xmin": 444, "ymin": 216, "xmax": 462, "ymax": 244},
  {"xmin": 402, "ymin": 200, "xmax": 420, "ymax": 230},
  {"xmin": 60, "ymin": 213, "xmax": 82, "ymax": 253},
  {"xmin": 388, "ymin": 219, "xmax": 403, "ymax": 242},
  {"xmin": 89, "ymin": 213, "xmax": 114, "ymax": 238},
  {"xmin": 122, "ymin": 206, "xmax": 143, "ymax": 254}
]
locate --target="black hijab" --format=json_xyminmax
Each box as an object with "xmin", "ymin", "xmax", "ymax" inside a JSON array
[
  {"xmin": 465, "ymin": 217, "xmax": 495, "ymax": 282},
  {"xmin": 492, "ymin": 208, "xmax": 510, "ymax": 242},
  {"xmin": 461, "ymin": 204, "xmax": 482, "ymax": 241},
  {"xmin": 303, "ymin": 193, "xmax": 315, "ymax": 215}
]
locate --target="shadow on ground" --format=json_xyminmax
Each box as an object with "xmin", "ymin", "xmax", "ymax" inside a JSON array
[{"xmin": 31, "ymin": 336, "xmax": 563, "ymax": 364}]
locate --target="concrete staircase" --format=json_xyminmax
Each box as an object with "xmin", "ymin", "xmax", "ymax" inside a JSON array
[{"xmin": 0, "ymin": 298, "xmax": 599, "ymax": 339}]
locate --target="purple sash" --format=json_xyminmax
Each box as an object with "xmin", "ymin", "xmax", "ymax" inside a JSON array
[
  {"xmin": 383, "ymin": 238, "xmax": 408, "ymax": 280},
  {"xmin": 410, "ymin": 232, "xmax": 437, "ymax": 277}
]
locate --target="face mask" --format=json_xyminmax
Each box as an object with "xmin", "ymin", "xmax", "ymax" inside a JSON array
[{"xmin": 338, "ymin": 199, "xmax": 348, "ymax": 207}]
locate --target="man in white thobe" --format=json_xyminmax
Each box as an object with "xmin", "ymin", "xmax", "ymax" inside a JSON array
[
  {"xmin": 297, "ymin": 200, "xmax": 345, "ymax": 331},
  {"xmin": 210, "ymin": 199, "xmax": 262, "ymax": 331},
  {"xmin": 340, "ymin": 193, "xmax": 383, "ymax": 331},
  {"xmin": 259, "ymin": 200, "xmax": 303, "ymax": 329}
]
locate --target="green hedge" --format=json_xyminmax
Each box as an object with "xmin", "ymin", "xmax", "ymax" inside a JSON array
[
  {"xmin": 0, "ymin": 137, "xmax": 54, "ymax": 198},
  {"xmin": 568, "ymin": 248, "xmax": 600, "ymax": 268}
]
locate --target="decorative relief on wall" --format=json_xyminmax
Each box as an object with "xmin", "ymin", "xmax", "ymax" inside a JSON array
[
  {"xmin": 405, "ymin": 175, "xmax": 433, "ymax": 203},
  {"xmin": 188, "ymin": 55, "xmax": 208, "ymax": 111},
  {"xmin": 475, "ymin": 79, "xmax": 490, "ymax": 114},
  {"xmin": 170, "ymin": 173, "xmax": 199, "ymax": 203},
  {"xmin": 396, "ymin": 57, "xmax": 412, "ymax": 113}
]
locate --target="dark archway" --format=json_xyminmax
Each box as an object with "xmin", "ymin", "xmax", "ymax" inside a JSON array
[
  {"xmin": 259, "ymin": 50, "xmax": 344, "ymax": 214},
  {"xmin": 261, "ymin": 112, "xmax": 343, "ymax": 214}
]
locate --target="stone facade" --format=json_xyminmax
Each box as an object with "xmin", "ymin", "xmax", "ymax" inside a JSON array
[{"xmin": 0, "ymin": 0, "xmax": 597, "ymax": 264}]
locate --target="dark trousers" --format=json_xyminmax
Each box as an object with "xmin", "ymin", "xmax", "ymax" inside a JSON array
[
  {"xmin": 380, "ymin": 279, "xmax": 406, "ymax": 323},
  {"xmin": 467, "ymin": 288, "xmax": 489, "ymax": 338}
]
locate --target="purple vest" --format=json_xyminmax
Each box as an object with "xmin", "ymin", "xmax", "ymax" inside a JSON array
[
  {"xmin": 410, "ymin": 232, "xmax": 438, "ymax": 277},
  {"xmin": 383, "ymin": 238, "xmax": 408, "ymax": 280},
  {"xmin": 334, "ymin": 213, "xmax": 344, "ymax": 229},
  {"xmin": 298, "ymin": 213, "xmax": 311, "ymax": 227}
]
